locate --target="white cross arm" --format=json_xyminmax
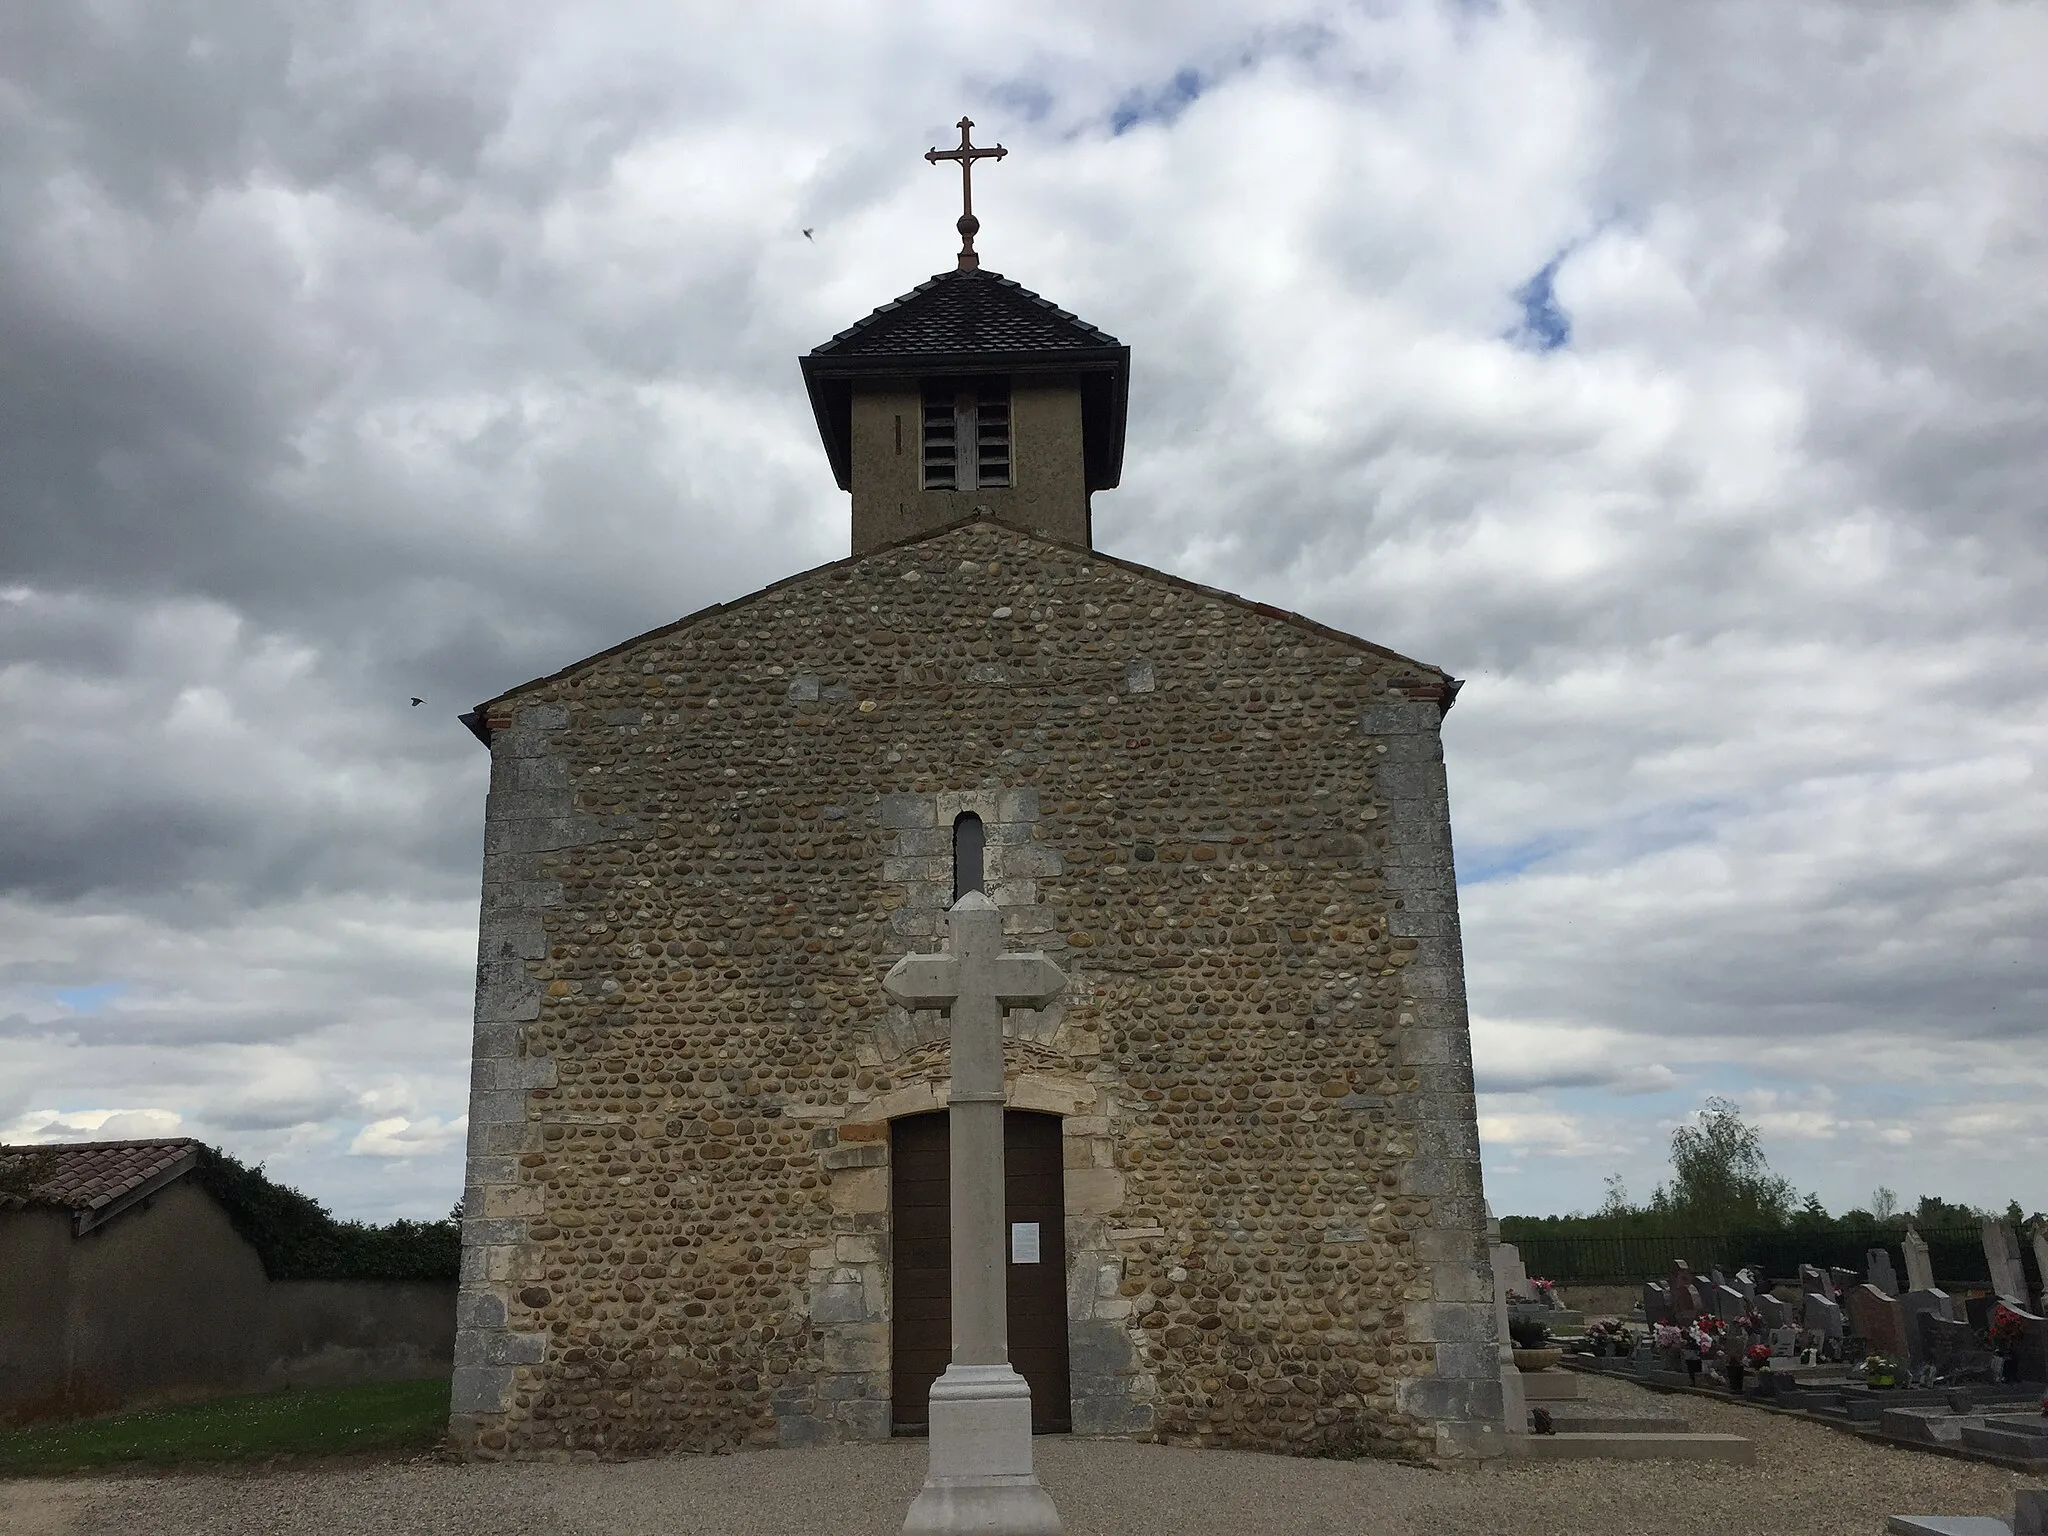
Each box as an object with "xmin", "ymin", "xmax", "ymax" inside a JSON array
[
  {"xmin": 991, "ymin": 953, "xmax": 1067, "ymax": 1009},
  {"xmin": 883, "ymin": 953, "xmax": 961, "ymax": 1009}
]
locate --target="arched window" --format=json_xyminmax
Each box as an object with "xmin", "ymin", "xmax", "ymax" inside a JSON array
[{"xmin": 952, "ymin": 812, "xmax": 985, "ymax": 902}]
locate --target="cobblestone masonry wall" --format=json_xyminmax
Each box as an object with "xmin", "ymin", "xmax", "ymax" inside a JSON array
[{"xmin": 451, "ymin": 518, "xmax": 1499, "ymax": 1462}]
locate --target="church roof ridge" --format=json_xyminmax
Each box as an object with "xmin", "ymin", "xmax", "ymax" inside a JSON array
[
  {"xmin": 807, "ymin": 266, "xmax": 1122, "ymax": 360},
  {"xmin": 466, "ymin": 517, "xmax": 1458, "ymax": 738}
]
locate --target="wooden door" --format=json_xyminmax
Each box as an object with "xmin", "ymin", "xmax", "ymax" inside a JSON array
[{"xmin": 889, "ymin": 1109, "xmax": 1071, "ymax": 1433}]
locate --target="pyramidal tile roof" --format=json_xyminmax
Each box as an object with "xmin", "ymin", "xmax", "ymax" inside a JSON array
[
  {"xmin": 0, "ymin": 1137, "xmax": 200, "ymax": 1231},
  {"xmin": 809, "ymin": 267, "xmax": 1121, "ymax": 359}
]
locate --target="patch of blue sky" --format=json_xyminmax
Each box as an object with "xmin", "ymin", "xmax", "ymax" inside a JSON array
[
  {"xmin": 1459, "ymin": 830, "xmax": 1578, "ymax": 885},
  {"xmin": 1505, "ymin": 251, "xmax": 1571, "ymax": 352},
  {"xmin": 1465, "ymin": 797, "xmax": 1734, "ymax": 888},
  {"xmin": 51, "ymin": 982, "xmax": 127, "ymax": 1013},
  {"xmin": 1111, "ymin": 68, "xmax": 1204, "ymax": 136},
  {"xmin": 981, "ymin": 78, "xmax": 1055, "ymax": 125}
]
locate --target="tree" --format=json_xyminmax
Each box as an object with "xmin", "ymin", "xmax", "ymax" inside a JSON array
[
  {"xmin": 1870, "ymin": 1186, "xmax": 1899, "ymax": 1223},
  {"xmin": 1651, "ymin": 1097, "xmax": 1797, "ymax": 1230},
  {"xmin": 1598, "ymin": 1173, "xmax": 1631, "ymax": 1217}
]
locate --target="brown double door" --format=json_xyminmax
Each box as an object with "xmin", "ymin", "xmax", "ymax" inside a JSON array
[{"xmin": 889, "ymin": 1109, "xmax": 1070, "ymax": 1433}]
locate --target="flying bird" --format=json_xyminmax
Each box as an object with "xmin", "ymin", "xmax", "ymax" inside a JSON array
[
  {"xmin": 410, "ymin": 697, "xmax": 424, "ymax": 707},
  {"xmin": 802, "ymin": 228, "xmax": 814, "ymax": 241}
]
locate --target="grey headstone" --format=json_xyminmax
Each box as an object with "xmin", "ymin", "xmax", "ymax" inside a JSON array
[
  {"xmin": 1770, "ymin": 1325, "xmax": 1800, "ymax": 1358},
  {"xmin": 1922, "ymin": 1313, "xmax": 1998, "ymax": 1383},
  {"xmin": 1804, "ymin": 1292, "xmax": 1845, "ymax": 1339},
  {"xmin": 1643, "ymin": 1280, "xmax": 1672, "ymax": 1325},
  {"xmin": 1899, "ymin": 1289, "xmax": 1957, "ymax": 1370},
  {"xmin": 1868, "ymin": 1248, "xmax": 1900, "ymax": 1297},
  {"xmin": 1757, "ymin": 1293, "xmax": 1789, "ymax": 1329},
  {"xmin": 1735, "ymin": 1267, "xmax": 1760, "ymax": 1306},
  {"xmin": 1801, "ymin": 1263, "xmax": 1838, "ymax": 1302},
  {"xmin": 2003, "ymin": 1305, "xmax": 2048, "ymax": 1383},
  {"xmin": 1714, "ymin": 1284, "xmax": 1749, "ymax": 1323},
  {"xmin": 1670, "ymin": 1260, "xmax": 1700, "ymax": 1321},
  {"xmin": 1983, "ymin": 1219, "xmax": 2030, "ymax": 1304}
]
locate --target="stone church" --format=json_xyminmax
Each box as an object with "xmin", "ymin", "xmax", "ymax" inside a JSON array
[{"xmin": 451, "ymin": 174, "xmax": 1503, "ymax": 1464}]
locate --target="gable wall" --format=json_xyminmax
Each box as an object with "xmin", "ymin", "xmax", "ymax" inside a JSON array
[
  {"xmin": 849, "ymin": 379, "xmax": 1089, "ymax": 553},
  {"xmin": 453, "ymin": 521, "xmax": 1499, "ymax": 1462}
]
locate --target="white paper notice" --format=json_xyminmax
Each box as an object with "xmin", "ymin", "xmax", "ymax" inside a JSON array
[{"xmin": 1010, "ymin": 1221, "xmax": 1041, "ymax": 1264}]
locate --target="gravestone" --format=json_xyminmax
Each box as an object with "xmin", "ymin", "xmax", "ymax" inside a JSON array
[
  {"xmin": 1981, "ymin": 1219, "xmax": 2029, "ymax": 1303},
  {"xmin": 1671, "ymin": 1261, "xmax": 1701, "ymax": 1321},
  {"xmin": 1846, "ymin": 1283, "xmax": 1909, "ymax": 1361},
  {"xmin": 1922, "ymin": 1314, "xmax": 1998, "ymax": 1383},
  {"xmin": 2003, "ymin": 1305, "xmax": 2048, "ymax": 1383},
  {"xmin": 1735, "ymin": 1267, "xmax": 1760, "ymax": 1306},
  {"xmin": 1643, "ymin": 1281, "xmax": 1673, "ymax": 1325},
  {"xmin": 2033, "ymin": 1224, "xmax": 2048, "ymax": 1302},
  {"xmin": 1494, "ymin": 1238, "xmax": 1530, "ymax": 1300},
  {"xmin": 1757, "ymin": 1292, "xmax": 1789, "ymax": 1329},
  {"xmin": 882, "ymin": 892, "xmax": 1069, "ymax": 1536},
  {"xmin": 1770, "ymin": 1325, "xmax": 1800, "ymax": 1358},
  {"xmin": 1801, "ymin": 1263, "xmax": 1838, "ymax": 1302},
  {"xmin": 1714, "ymin": 1284, "xmax": 1749, "ymax": 1324},
  {"xmin": 1868, "ymin": 1248, "xmax": 1900, "ymax": 1297},
  {"xmin": 1804, "ymin": 1292, "xmax": 1845, "ymax": 1341},
  {"xmin": 1903, "ymin": 1228, "xmax": 1936, "ymax": 1293},
  {"xmin": 1899, "ymin": 1289, "xmax": 1958, "ymax": 1371}
]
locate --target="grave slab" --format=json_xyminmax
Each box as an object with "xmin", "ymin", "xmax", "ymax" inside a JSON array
[{"xmin": 1884, "ymin": 1519, "xmax": 2011, "ymax": 1536}]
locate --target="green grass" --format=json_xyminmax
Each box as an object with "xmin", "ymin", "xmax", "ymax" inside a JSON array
[{"xmin": 0, "ymin": 1377, "xmax": 449, "ymax": 1476}]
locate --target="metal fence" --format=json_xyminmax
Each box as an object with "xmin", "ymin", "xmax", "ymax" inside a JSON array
[{"xmin": 1501, "ymin": 1225, "xmax": 2020, "ymax": 1288}]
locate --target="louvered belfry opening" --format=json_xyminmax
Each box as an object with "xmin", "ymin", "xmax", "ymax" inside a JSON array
[
  {"xmin": 920, "ymin": 378, "xmax": 1011, "ymax": 492},
  {"xmin": 920, "ymin": 386, "xmax": 958, "ymax": 489},
  {"xmin": 972, "ymin": 380, "xmax": 1011, "ymax": 488}
]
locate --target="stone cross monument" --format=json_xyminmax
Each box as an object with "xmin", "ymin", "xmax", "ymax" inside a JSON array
[{"xmin": 883, "ymin": 891, "xmax": 1069, "ymax": 1536}]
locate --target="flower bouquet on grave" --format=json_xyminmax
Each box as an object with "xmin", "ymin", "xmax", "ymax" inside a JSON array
[
  {"xmin": 1654, "ymin": 1321, "xmax": 1685, "ymax": 1368},
  {"xmin": 1991, "ymin": 1304, "xmax": 2027, "ymax": 1382},
  {"xmin": 1864, "ymin": 1353, "xmax": 1902, "ymax": 1389},
  {"xmin": 1529, "ymin": 1276, "xmax": 1557, "ymax": 1304},
  {"xmin": 1991, "ymin": 1304, "xmax": 2026, "ymax": 1352}
]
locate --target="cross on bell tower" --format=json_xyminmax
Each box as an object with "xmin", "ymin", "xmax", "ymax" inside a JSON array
[{"xmin": 925, "ymin": 116, "xmax": 1007, "ymax": 270}]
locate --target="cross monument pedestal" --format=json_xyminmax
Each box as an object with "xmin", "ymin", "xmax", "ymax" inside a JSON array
[{"xmin": 883, "ymin": 891, "xmax": 1067, "ymax": 1536}]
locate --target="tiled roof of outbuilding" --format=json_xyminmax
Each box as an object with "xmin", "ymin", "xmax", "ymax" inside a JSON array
[
  {"xmin": 0, "ymin": 1137, "xmax": 199, "ymax": 1219},
  {"xmin": 809, "ymin": 267, "xmax": 1121, "ymax": 358}
]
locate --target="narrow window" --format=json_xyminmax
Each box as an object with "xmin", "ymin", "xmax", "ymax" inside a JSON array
[
  {"xmin": 974, "ymin": 380, "xmax": 1011, "ymax": 488},
  {"xmin": 921, "ymin": 388, "xmax": 957, "ymax": 489},
  {"xmin": 953, "ymin": 812, "xmax": 985, "ymax": 901}
]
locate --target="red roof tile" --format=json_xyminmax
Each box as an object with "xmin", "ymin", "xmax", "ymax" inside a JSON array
[{"xmin": 0, "ymin": 1138, "xmax": 199, "ymax": 1214}]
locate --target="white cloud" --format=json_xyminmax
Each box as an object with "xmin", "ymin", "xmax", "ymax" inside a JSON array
[
  {"xmin": 349, "ymin": 1115, "xmax": 467, "ymax": 1159},
  {"xmin": 3, "ymin": 1107, "xmax": 186, "ymax": 1142}
]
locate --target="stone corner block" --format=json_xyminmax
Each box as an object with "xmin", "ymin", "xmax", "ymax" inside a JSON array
[{"xmin": 450, "ymin": 1364, "xmax": 514, "ymax": 1416}]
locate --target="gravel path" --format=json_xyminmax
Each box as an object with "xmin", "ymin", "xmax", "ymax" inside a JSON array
[{"xmin": 4, "ymin": 1377, "xmax": 2037, "ymax": 1536}]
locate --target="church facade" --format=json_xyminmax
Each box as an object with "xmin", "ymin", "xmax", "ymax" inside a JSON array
[{"xmin": 451, "ymin": 238, "xmax": 1504, "ymax": 1464}]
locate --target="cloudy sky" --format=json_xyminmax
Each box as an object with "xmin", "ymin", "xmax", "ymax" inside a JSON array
[{"xmin": 3, "ymin": 1, "xmax": 2044, "ymax": 1223}]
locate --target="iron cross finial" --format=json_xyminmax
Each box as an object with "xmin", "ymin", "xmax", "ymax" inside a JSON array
[{"xmin": 925, "ymin": 116, "xmax": 1007, "ymax": 271}]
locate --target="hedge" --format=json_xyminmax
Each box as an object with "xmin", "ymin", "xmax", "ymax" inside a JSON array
[{"xmin": 192, "ymin": 1146, "xmax": 460, "ymax": 1283}]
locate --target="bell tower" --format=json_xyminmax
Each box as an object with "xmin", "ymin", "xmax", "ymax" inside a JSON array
[{"xmin": 800, "ymin": 119, "xmax": 1130, "ymax": 555}]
